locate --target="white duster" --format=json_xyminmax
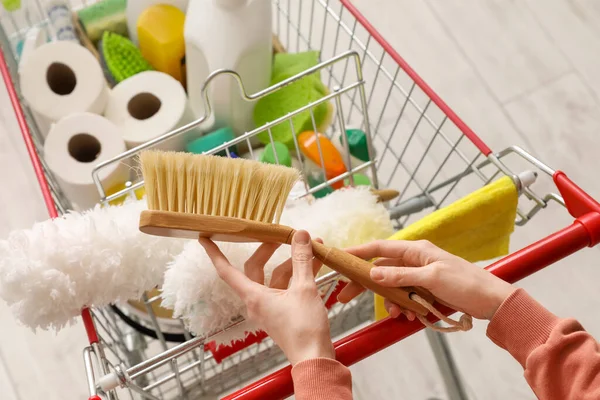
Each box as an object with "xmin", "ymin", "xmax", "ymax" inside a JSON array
[
  {"xmin": 0, "ymin": 199, "xmax": 185, "ymax": 331},
  {"xmin": 161, "ymin": 187, "xmax": 394, "ymax": 344}
]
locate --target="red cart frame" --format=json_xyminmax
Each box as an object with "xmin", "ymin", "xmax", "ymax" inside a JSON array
[{"xmin": 1, "ymin": 0, "xmax": 599, "ymax": 399}]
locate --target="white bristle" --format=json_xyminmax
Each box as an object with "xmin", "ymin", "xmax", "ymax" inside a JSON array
[{"xmin": 139, "ymin": 150, "xmax": 300, "ymax": 224}]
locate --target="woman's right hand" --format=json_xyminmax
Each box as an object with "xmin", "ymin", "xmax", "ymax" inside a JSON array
[{"xmin": 337, "ymin": 240, "xmax": 516, "ymax": 321}]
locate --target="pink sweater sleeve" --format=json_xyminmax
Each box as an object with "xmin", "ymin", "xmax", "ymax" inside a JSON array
[
  {"xmin": 291, "ymin": 358, "xmax": 353, "ymax": 399},
  {"xmin": 487, "ymin": 288, "xmax": 600, "ymax": 400}
]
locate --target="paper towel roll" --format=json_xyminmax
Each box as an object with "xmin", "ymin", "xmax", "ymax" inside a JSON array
[
  {"xmin": 19, "ymin": 41, "xmax": 109, "ymax": 132},
  {"xmin": 104, "ymin": 70, "xmax": 197, "ymax": 150},
  {"xmin": 44, "ymin": 112, "xmax": 129, "ymax": 211}
]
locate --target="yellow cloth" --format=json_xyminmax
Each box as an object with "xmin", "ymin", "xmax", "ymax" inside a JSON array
[{"xmin": 374, "ymin": 176, "xmax": 518, "ymax": 320}]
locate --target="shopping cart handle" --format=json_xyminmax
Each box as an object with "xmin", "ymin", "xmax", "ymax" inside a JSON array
[{"xmin": 554, "ymin": 171, "xmax": 600, "ymax": 246}]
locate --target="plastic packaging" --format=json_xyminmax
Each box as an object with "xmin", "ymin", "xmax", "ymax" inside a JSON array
[{"xmin": 44, "ymin": 0, "xmax": 79, "ymax": 42}]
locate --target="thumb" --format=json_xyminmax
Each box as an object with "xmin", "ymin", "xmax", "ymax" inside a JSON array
[{"xmin": 370, "ymin": 266, "xmax": 427, "ymax": 287}]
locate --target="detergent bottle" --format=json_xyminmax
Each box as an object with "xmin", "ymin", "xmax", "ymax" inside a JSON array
[{"xmin": 184, "ymin": 0, "xmax": 272, "ymax": 135}]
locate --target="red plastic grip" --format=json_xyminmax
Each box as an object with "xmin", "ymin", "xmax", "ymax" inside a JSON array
[
  {"xmin": 81, "ymin": 308, "xmax": 99, "ymax": 344},
  {"xmin": 554, "ymin": 171, "xmax": 600, "ymax": 246}
]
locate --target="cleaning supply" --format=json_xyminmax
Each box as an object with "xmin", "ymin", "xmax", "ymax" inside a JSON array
[
  {"xmin": 161, "ymin": 186, "xmax": 395, "ymax": 344},
  {"xmin": 44, "ymin": 0, "xmax": 79, "ymax": 42},
  {"xmin": 77, "ymin": 0, "xmax": 128, "ymax": 44},
  {"xmin": 162, "ymin": 240, "xmax": 290, "ymax": 344},
  {"xmin": 374, "ymin": 176, "xmax": 519, "ymax": 320},
  {"xmin": 137, "ymin": 4, "xmax": 186, "ymax": 85},
  {"xmin": 98, "ymin": 31, "xmax": 153, "ymax": 85},
  {"xmin": 332, "ymin": 127, "xmax": 373, "ymax": 170},
  {"xmin": 185, "ymin": 0, "xmax": 273, "ymax": 135},
  {"xmin": 0, "ymin": 199, "xmax": 185, "ymax": 331},
  {"xmin": 137, "ymin": 151, "xmax": 458, "ymax": 330},
  {"xmin": 126, "ymin": 0, "xmax": 188, "ymax": 45},
  {"xmin": 186, "ymin": 126, "xmax": 237, "ymax": 156},
  {"xmin": 343, "ymin": 128, "xmax": 370, "ymax": 162},
  {"xmin": 254, "ymin": 51, "xmax": 334, "ymax": 148},
  {"xmin": 298, "ymin": 131, "xmax": 347, "ymax": 190}
]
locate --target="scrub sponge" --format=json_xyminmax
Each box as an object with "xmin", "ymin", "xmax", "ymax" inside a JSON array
[{"xmin": 254, "ymin": 51, "xmax": 334, "ymax": 149}]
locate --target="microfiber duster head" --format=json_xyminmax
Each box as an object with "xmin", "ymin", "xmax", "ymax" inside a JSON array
[
  {"xmin": 254, "ymin": 51, "xmax": 334, "ymax": 149},
  {"xmin": 0, "ymin": 199, "xmax": 185, "ymax": 331},
  {"xmin": 99, "ymin": 31, "xmax": 153, "ymax": 85}
]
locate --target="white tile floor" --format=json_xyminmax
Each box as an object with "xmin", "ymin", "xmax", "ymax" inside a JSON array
[{"xmin": 2, "ymin": 1, "xmax": 600, "ymax": 399}]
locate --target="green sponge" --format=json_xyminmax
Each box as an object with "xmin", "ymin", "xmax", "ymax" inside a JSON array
[
  {"xmin": 77, "ymin": 0, "xmax": 128, "ymax": 44},
  {"xmin": 254, "ymin": 51, "xmax": 334, "ymax": 149},
  {"xmin": 99, "ymin": 31, "xmax": 153, "ymax": 85}
]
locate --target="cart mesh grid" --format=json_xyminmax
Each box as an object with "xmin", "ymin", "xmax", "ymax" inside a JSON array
[{"xmin": 1, "ymin": 0, "xmax": 599, "ymax": 399}]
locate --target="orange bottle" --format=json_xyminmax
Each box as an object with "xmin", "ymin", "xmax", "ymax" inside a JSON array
[{"xmin": 298, "ymin": 131, "xmax": 347, "ymax": 189}]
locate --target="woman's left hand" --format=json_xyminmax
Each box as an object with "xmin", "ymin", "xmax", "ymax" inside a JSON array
[{"xmin": 199, "ymin": 230, "xmax": 335, "ymax": 366}]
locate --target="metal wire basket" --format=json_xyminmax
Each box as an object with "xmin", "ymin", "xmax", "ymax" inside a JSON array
[{"xmin": 1, "ymin": 0, "xmax": 600, "ymax": 399}]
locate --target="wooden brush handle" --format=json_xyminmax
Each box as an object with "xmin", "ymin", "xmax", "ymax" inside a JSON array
[
  {"xmin": 310, "ymin": 241, "xmax": 435, "ymax": 316},
  {"xmin": 371, "ymin": 189, "xmax": 400, "ymax": 203}
]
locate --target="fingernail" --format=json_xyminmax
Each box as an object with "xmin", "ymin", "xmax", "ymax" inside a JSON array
[
  {"xmin": 294, "ymin": 230, "xmax": 310, "ymax": 245},
  {"xmin": 370, "ymin": 268, "xmax": 383, "ymax": 281}
]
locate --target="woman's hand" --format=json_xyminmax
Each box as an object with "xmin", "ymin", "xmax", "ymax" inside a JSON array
[
  {"xmin": 199, "ymin": 230, "xmax": 335, "ymax": 366},
  {"xmin": 337, "ymin": 240, "xmax": 516, "ymax": 321}
]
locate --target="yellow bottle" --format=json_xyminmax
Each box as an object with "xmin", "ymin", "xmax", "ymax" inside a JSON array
[{"xmin": 137, "ymin": 4, "xmax": 186, "ymax": 86}]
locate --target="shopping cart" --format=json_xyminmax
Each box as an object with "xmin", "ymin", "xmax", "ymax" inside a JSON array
[{"xmin": 2, "ymin": 0, "xmax": 600, "ymax": 399}]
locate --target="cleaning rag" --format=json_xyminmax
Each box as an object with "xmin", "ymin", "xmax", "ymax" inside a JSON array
[{"xmin": 375, "ymin": 176, "xmax": 518, "ymax": 320}]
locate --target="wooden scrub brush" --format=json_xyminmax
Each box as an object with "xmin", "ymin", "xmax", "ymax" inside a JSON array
[{"xmin": 137, "ymin": 150, "xmax": 469, "ymax": 327}]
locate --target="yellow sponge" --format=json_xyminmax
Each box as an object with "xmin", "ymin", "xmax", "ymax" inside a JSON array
[
  {"xmin": 375, "ymin": 176, "xmax": 518, "ymax": 320},
  {"xmin": 137, "ymin": 4, "xmax": 186, "ymax": 86}
]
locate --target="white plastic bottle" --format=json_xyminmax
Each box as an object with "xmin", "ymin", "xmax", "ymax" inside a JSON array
[{"xmin": 185, "ymin": 0, "xmax": 272, "ymax": 135}]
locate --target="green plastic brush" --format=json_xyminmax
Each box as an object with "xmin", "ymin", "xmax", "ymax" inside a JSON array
[{"xmin": 98, "ymin": 31, "xmax": 153, "ymax": 85}]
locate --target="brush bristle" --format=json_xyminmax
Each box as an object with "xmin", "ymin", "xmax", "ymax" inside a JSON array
[{"xmin": 139, "ymin": 150, "xmax": 300, "ymax": 224}]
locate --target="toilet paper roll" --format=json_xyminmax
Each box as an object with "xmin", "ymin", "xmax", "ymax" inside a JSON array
[
  {"xmin": 20, "ymin": 41, "xmax": 109, "ymax": 133},
  {"xmin": 104, "ymin": 70, "xmax": 198, "ymax": 150},
  {"xmin": 44, "ymin": 112, "xmax": 129, "ymax": 211}
]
